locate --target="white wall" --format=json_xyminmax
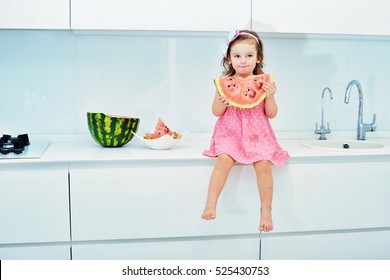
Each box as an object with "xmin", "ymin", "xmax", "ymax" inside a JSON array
[{"xmin": 0, "ymin": 30, "xmax": 389, "ymax": 136}]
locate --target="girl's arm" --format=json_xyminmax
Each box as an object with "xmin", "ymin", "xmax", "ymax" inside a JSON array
[
  {"xmin": 263, "ymin": 82, "xmax": 278, "ymax": 119},
  {"xmin": 212, "ymin": 91, "xmax": 229, "ymax": 116}
]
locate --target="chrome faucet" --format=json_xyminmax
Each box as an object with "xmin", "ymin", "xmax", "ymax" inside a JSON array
[
  {"xmin": 344, "ymin": 80, "xmax": 377, "ymax": 140},
  {"xmin": 315, "ymin": 87, "xmax": 333, "ymax": 140}
]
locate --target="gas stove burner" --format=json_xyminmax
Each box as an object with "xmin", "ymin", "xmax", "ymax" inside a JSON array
[{"xmin": 0, "ymin": 134, "xmax": 30, "ymax": 155}]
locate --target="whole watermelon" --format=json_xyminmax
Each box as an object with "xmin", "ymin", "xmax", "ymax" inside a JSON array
[{"xmin": 87, "ymin": 112, "xmax": 140, "ymax": 147}]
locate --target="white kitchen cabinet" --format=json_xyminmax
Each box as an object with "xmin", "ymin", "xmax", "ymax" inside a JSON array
[
  {"xmin": 252, "ymin": 0, "xmax": 390, "ymax": 36},
  {"xmin": 69, "ymin": 162, "xmax": 262, "ymax": 259},
  {"xmin": 72, "ymin": 236, "xmax": 259, "ymax": 260},
  {"xmin": 0, "ymin": 163, "xmax": 70, "ymax": 259},
  {"xmin": 259, "ymin": 160, "xmax": 390, "ymax": 260},
  {"xmin": 71, "ymin": 0, "xmax": 251, "ymax": 31},
  {"xmin": 271, "ymin": 161, "xmax": 390, "ymax": 233},
  {"xmin": 261, "ymin": 230, "xmax": 390, "ymax": 259},
  {"xmin": 0, "ymin": 0, "xmax": 70, "ymax": 29},
  {"xmin": 0, "ymin": 245, "xmax": 70, "ymax": 260},
  {"xmin": 70, "ymin": 164, "xmax": 261, "ymax": 241}
]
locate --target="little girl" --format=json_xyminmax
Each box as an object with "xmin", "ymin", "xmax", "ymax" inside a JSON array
[{"xmin": 202, "ymin": 30, "xmax": 289, "ymax": 232}]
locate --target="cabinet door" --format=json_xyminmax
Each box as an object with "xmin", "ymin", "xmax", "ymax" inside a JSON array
[
  {"xmin": 0, "ymin": 245, "xmax": 70, "ymax": 260},
  {"xmin": 0, "ymin": 0, "xmax": 70, "ymax": 29},
  {"xmin": 71, "ymin": 0, "xmax": 251, "ymax": 31},
  {"xmin": 72, "ymin": 236, "xmax": 259, "ymax": 260},
  {"xmin": 70, "ymin": 163, "xmax": 261, "ymax": 241},
  {"xmin": 0, "ymin": 165, "xmax": 70, "ymax": 244},
  {"xmin": 252, "ymin": 0, "xmax": 390, "ymax": 36},
  {"xmin": 271, "ymin": 162, "xmax": 390, "ymax": 232},
  {"xmin": 261, "ymin": 230, "xmax": 390, "ymax": 260}
]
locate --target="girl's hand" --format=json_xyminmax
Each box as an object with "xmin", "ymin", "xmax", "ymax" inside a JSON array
[
  {"xmin": 263, "ymin": 81, "xmax": 278, "ymax": 118},
  {"xmin": 212, "ymin": 91, "xmax": 229, "ymax": 116},
  {"xmin": 263, "ymin": 82, "xmax": 277, "ymax": 99},
  {"xmin": 217, "ymin": 94, "xmax": 230, "ymax": 106}
]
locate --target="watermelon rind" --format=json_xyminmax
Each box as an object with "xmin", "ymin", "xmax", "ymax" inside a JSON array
[
  {"xmin": 214, "ymin": 74, "xmax": 274, "ymax": 109},
  {"xmin": 87, "ymin": 112, "xmax": 140, "ymax": 147}
]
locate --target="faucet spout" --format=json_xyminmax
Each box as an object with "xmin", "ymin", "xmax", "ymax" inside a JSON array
[
  {"xmin": 321, "ymin": 87, "xmax": 333, "ymax": 128},
  {"xmin": 344, "ymin": 80, "xmax": 377, "ymax": 140},
  {"xmin": 315, "ymin": 87, "xmax": 333, "ymax": 140},
  {"xmin": 345, "ymin": 80, "xmax": 364, "ymax": 125}
]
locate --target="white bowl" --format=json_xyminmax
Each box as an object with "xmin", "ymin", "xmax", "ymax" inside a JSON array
[{"xmin": 132, "ymin": 132, "xmax": 182, "ymax": 150}]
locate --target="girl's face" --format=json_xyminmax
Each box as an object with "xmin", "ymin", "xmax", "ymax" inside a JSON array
[{"xmin": 228, "ymin": 39, "xmax": 259, "ymax": 78}]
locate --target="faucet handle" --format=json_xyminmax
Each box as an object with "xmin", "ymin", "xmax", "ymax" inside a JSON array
[{"xmin": 371, "ymin": 113, "xmax": 377, "ymax": 131}]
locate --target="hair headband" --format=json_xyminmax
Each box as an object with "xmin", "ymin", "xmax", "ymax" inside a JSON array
[{"xmin": 221, "ymin": 29, "xmax": 260, "ymax": 57}]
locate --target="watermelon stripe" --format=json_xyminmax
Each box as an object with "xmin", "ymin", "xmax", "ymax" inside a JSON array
[{"xmin": 87, "ymin": 112, "xmax": 140, "ymax": 147}]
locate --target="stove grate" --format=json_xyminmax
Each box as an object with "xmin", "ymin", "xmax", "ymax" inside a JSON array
[{"xmin": 0, "ymin": 134, "xmax": 30, "ymax": 155}]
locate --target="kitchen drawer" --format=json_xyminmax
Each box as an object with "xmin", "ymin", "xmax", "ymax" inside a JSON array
[
  {"xmin": 261, "ymin": 229, "xmax": 390, "ymax": 260},
  {"xmin": 72, "ymin": 235, "xmax": 259, "ymax": 260},
  {"xmin": 271, "ymin": 162, "xmax": 390, "ymax": 232},
  {"xmin": 69, "ymin": 163, "xmax": 261, "ymax": 241},
  {"xmin": 0, "ymin": 244, "xmax": 70, "ymax": 260}
]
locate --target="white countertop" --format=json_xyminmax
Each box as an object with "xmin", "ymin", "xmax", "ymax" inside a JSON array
[{"xmin": 2, "ymin": 131, "xmax": 390, "ymax": 166}]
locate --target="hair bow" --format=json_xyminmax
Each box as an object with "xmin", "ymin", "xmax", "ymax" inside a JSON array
[{"xmin": 221, "ymin": 29, "xmax": 240, "ymax": 58}]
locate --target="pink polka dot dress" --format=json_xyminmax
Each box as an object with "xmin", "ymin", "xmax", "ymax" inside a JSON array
[{"xmin": 203, "ymin": 102, "xmax": 289, "ymax": 165}]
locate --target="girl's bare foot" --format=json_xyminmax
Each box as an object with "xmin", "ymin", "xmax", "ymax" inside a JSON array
[
  {"xmin": 201, "ymin": 205, "xmax": 216, "ymax": 220},
  {"xmin": 259, "ymin": 210, "xmax": 273, "ymax": 232}
]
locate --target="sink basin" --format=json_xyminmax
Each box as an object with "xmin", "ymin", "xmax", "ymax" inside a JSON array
[{"xmin": 301, "ymin": 139, "xmax": 385, "ymax": 151}]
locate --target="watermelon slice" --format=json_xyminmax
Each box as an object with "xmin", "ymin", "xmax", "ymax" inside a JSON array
[
  {"xmin": 144, "ymin": 118, "xmax": 181, "ymax": 140},
  {"xmin": 214, "ymin": 74, "xmax": 274, "ymax": 108}
]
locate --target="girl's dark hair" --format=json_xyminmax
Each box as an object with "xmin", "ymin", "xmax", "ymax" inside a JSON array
[{"xmin": 221, "ymin": 30, "xmax": 264, "ymax": 76}]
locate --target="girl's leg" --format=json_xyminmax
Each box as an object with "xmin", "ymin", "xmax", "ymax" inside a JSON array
[
  {"xmin": 201, "ymin": 154, "xmax": 235, "ymax": 220},
  {"xmin": 253, "ymin": 160, "xmax": 274, "ymax": 232}
]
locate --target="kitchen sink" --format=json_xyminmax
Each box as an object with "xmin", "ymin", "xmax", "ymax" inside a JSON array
[{"xmin": 301, "ymin": 139, "xmax": 385, "ymax": 151}]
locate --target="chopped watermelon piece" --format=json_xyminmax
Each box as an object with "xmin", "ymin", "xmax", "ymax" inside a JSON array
[{"xmin": 144, "ymin": 118, "xmax": 181, "ymax": 140}]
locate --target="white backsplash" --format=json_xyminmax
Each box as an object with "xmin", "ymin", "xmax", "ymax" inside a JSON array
[{"xmin": 1, "ymin": 30, "xmax": 389, "ymax": 136}]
